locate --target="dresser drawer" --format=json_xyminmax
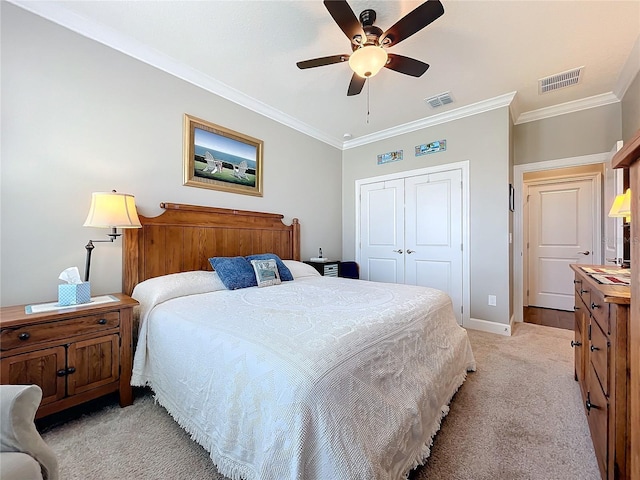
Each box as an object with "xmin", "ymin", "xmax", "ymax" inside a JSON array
[
  {"xmin": 586, "ymin": 364, "xmax": 609, "ymax": 479},
  {"xmin": 588, "ymin": 288, "xmax": 610, "ymax": 334},
  {"xmin": 0, "ymin": 312, "xmax": 120, "ymax": 351},
  {"xmin": 589, "ymin": 319, "xmax": 609, "ymax": 396},
  {"xmin": 574, "ymin": 277, "xmax": 590, "ymax": 304}
]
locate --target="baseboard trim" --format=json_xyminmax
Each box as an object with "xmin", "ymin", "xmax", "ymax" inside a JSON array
[{"xmin": 466, "ymin": 317, "xmax": 512, "ymax": 336}]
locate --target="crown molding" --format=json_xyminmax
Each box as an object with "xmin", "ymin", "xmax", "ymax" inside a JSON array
[
  {"xmin": 343, "ymin": 92, "xmax": 517, "ymax": 149},
  {"xmin": 514, "ymin": 92, "xmax": 620, "ymax": 125},
  {"xmin": 8, "ymin": 0, "xmax": 343, "ymax": 150}
]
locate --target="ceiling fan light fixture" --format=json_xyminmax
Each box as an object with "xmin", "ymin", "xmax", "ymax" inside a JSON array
[{"xmin": 348, "ymin": 45, "xmax": 388, "ymax": 78}]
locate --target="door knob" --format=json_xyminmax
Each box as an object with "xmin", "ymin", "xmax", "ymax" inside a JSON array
[
  {"xmin": 393, "ymin": 249, "xmax": 403, "ymax": 254},
  {"xmin": 577, "ymin": 251, "xmax": 590, "ymax": 255},
  {"xmin": 406, "ymin": 249, "xmax": 415, "ymax": 254}
]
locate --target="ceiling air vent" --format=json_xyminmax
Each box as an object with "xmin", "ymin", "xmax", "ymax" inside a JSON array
[
  {"xmin": 538, "ymin": 67, "xmax": 583, "ymax": 94},
  {"xmin": 425, "ymin": 91, "xmax": 453, "ymax": 108}
]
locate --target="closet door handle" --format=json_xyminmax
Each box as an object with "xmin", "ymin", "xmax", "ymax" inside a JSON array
[
  {"xmin": 577, "ymin": 251, "xmax": 590, "ymax": 256},
  {"xmin": 393, "ymin": 249, "xmax": 403, "ymax": 254},
  {"xmin": 406, "ymin": 249, "xmax": 415, "ymax": 254}
]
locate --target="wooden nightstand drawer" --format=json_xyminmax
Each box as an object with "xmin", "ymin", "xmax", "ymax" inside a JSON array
[{"xmin": 1, "ymin": 311, "xmax": 119, "ymax": 351}]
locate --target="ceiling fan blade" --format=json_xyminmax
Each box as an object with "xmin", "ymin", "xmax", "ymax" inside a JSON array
[
  {"xmin": 347, "ymin": 73, "xmax": 366, "ymax": 96},
  {"xmin": 323, "ymin": 0, "xmax": 366, "ymax": 44},
  {"xmin": 385, "ymin": 54, "xmax": 430, "ymax": 77},
  {"xmin": 297, "ymin": 55, "xmax": 349, "ymax": 69},
  {"xmin": 380, "ymin": 0, "xmax": 444, "ymax": 48}
]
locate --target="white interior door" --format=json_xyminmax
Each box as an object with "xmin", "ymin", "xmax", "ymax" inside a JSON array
[
  {"xmin": 604, "ymin": 141, "xmax": 624, "ymax": 265},
  {"xmin": 359, "ymin": 179, "xmax": 405, "ymax": 283},
  {"xmin": 405, "ymin": 170, "xmax": 463, "ymax": 323},
  {"xmin": 528, "ymin": 178, "xmax": 596, "ymax": 310}
]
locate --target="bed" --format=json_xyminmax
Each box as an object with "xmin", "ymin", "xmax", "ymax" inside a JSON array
[{"xmin": 124, "ymin": 203, "xmax": 476, "ymax": 480}]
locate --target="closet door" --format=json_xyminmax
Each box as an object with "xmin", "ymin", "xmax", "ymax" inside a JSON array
[
  {"xmin": 405, "ymin": 169, "xmax": 463, "ymax": 323},
  {"xmin": 360, "ymin": 179, "xmax": 405, "ymax": 283}
]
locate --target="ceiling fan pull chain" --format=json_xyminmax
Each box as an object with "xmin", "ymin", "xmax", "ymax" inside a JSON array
[{"xmin": 366, "ymin": 80, "xmax": 370, "ymax": 124}]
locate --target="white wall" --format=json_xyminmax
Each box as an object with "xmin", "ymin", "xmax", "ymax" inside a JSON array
[
  {"xmin": 0, "ymin": 4, "xmax": 343, "ymax": 306},
  {"xmin": 342, "ymin": 107, "xmax": 512, "ymax": 326}
]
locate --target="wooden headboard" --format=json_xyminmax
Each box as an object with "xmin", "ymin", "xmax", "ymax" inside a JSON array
[{"xmin": 122, "ymin": 203, "xmax": 300, "ymax": 295}]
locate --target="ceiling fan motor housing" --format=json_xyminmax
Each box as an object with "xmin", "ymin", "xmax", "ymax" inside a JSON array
[{"xmin": 359, "ymin": 9, "xmax": 376, "ymax": 26}]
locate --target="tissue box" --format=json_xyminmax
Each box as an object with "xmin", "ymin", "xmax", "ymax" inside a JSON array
[{"xmin": 58, "ymin": 282, "xmax": 91, "ymax": 306}]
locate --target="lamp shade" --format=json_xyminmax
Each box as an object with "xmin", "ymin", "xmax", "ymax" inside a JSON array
[
  {"xmin": 348, "ymin": 45, "xmax": 388, "ymax": 78},
  {"xmin": 618, "ymin": 188, "xmax": 631, "ymax": 216},
  {"xmin": 83, "ymin": 191, "xmax": 142, "ymax": 228},
  {"xmin": 608, "ymin": 192, "xmax": 627, "ymax": 217}
]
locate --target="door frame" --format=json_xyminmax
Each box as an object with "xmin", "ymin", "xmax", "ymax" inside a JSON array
[
  {"xmin": 513, "ymin": 152, "xmax": 608, "ymax": 323},
  {"xmin": 355, "ymin": 160, "xmax": 470, "ymax": 326},
  {"xmin": 523, "ymin": 173, "xmax": 602, "ymax": 310}
]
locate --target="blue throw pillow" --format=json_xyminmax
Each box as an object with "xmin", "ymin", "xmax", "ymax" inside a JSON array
[
  {"xmin": 246, "ymin": 253, "xmax": 294, "ymax": 281},
  {"xmin": 209, "ymin": 256, "xmax": 257, "ymax": 290}
]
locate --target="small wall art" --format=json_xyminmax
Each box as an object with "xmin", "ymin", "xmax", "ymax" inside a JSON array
[
  {"xmin": 415, "ymin": 139, "xmax": 446, "ymax": 156},
  {"xmin": 377, "ymin": 150, "xmax": 403, "ymax": 165}
]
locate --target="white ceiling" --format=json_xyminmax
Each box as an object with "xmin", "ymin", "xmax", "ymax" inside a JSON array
[{"xmin": 13, "ymin": 0, "xmax": 640, "ymax": 148}]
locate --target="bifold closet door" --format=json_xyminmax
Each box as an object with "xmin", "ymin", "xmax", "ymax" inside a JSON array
[
  {"xmin": 359, "ymin": 169, "xmax": 463, "ymax": 324},
  {"xmin": 359, "ymin": 179, "xmax": 405, "ymax": 283}
]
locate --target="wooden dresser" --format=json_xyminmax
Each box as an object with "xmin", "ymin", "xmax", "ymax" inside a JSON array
[
  {"xmin": 571, "ymin": 264, "xmax": 630, "ymax": 479},
  {"xmin": 0, "ymin": 294, "xmax": 138, "ymax": 418},
  {"xmin": 611, "ymin": 128, "xmax": 639, "ymax": 479}
]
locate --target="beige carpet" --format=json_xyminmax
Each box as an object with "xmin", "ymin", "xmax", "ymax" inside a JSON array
[{"xmin": 41, "ymin": 322, "xmax": 600, "ymax": 480}]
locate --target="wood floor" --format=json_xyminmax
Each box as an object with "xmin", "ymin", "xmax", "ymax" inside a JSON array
[{"xmin": 523, "ymin": 306, "xmax": 574, "ymax": 331}]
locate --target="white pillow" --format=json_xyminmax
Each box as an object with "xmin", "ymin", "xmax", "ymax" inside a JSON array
[
  {"xmin": 132, "ymin": 271, "xmax": 226, "ymax": 325},
  {"xmin": 282, "ymin": 260, "xmax": 321, "ymax": 279}
]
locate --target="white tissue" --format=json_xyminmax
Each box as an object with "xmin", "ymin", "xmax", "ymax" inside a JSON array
[{"xmin": 59, "ymin": 266, "xmax": 82, "ymax": 284}]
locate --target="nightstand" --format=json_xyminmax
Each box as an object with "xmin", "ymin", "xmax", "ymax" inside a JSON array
[
  {"xmin": 304, "ymin": 260, "xmax": 340, "ymax": 277},
  {"xmin": 0, "ymin": 293, "xmax": 138, "ymax": 418}
]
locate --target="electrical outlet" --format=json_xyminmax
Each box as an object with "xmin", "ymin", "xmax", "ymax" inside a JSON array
[{"xmin": 488, "ymin": 295, "xmax": 497, "ymax": 306}]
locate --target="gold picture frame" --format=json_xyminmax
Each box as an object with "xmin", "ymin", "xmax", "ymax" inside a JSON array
[{"xmin": 183, "ymin": 114, "xmax": 263, "ymax": 196}]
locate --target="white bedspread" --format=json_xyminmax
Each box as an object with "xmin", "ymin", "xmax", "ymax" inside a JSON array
[{"xmin": 131, "ymin": 274, "xmax": 476, "ymax": 480}]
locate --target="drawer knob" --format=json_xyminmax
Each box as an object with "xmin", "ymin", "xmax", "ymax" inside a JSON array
[
  {"xmin": 573, "ymin": 279, "xmax": 582, "ymax": 284},
  {"xmin": 585, "ymin": 397, "xmax": 599, "ymax": 412},
  {"xmin": 18, "ymin": 332, "xmax": 30, "ymax": 341},
  {"xmin": 591, "ymin": 302, "xmax": 600, "ymax": 309},
  {"xmin": 580, "ymin": 289, "xmax": 588, "ymax": 294},
  {"xmin": 573, "ymin": 306, "xmax": 579, "ymax": 311},
  {"xmin": 56, "ymin": 367, "xmax": 76, "ymax": 376},
  {"xmin": 57, "ymin": 369, "xmax": 67, "ymax": 377},
  {"xmin": 98, "ymin": 318, "xmax": 107, "ymax": 325},
  {"xmin": 571, "ymin": 340, "xmax": 582, "ymax": 348},
  {"xmin": 66, "ymin": 366, "xmax": 76, "ymax": 374},
  {"xmin": 590, "ymin": 345, "xmax": 600, "ymax": 352}
]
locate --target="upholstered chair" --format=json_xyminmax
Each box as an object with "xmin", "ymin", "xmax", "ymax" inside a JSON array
[{"xmin": 0, "ymin": 385, "xmax": 59, "ymax": 480}]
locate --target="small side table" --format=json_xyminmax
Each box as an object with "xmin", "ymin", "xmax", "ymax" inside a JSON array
[
  {"xmin": 0, "ymin": 293, "xmax": 138, "ymax": 418},
  {"xmin": 304, "ymin": 260, "xmax": 340, "ymax": 277}
]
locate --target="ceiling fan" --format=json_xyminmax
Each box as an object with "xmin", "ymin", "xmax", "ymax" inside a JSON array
[{"xmin": 296, "ymin": 0, "xmax": 445, "ymax": 96}]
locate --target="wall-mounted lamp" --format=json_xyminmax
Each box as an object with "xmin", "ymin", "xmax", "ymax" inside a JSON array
[
  {"xmin": 608, "ymin": 188, "xmax": 632, "ymax": 223},
  {"xmin": 83, "ymin": 190, "xmax": 142, "ymax": 282}
]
